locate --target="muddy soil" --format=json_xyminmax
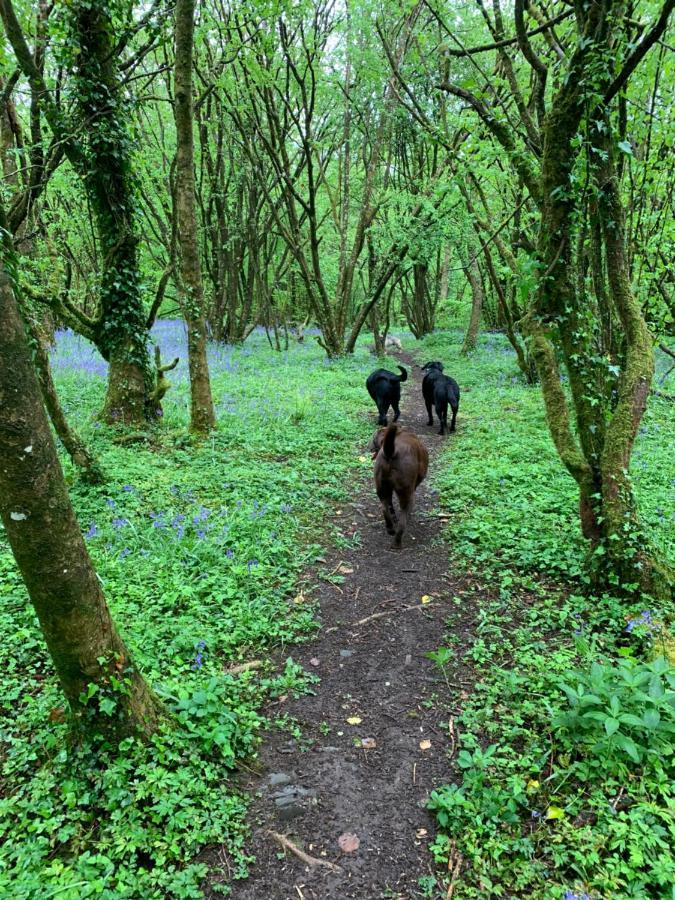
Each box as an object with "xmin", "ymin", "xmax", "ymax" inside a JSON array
[{"xmin": 216, "ymin": 353, "xmax": 477, "ymax": 900}]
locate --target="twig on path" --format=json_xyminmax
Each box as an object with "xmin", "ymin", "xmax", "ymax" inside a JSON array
[
  {"xmin": 327, "ymin": 560, "xmax": 346, "ymax": 578},
  {"xmin": 223, "ymin": 660, "xmax": 262, "ymax": 676},
  {"xmin": 353, "ymin": 586, "xmax": 361, "ymax": 603},
  {"xmin": 412, "ymin": 762, "xmax": 417, "ymax": 785},
  {"xmin": 325, "ymin": 600, "xmax": 421, "ymax": 633},
  {"xmin": 448, "ymin": 716, "xmax": 456, "ymax": 760},
  {"xmin": 267, "ymin": 831, "xmax": 342, "ymax": 873},
  {"xmin": 445, "ymin": 840, "xmax": 464, "ymax": 899}
]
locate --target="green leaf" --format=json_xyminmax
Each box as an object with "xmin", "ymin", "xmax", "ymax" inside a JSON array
[
  {"xmin": 604, "ymin": 717, "xmax": 620, "ymax": 736},
  {"xmin": 614, "ymin": 734, "xmax": 640, "ymax": 763},
  {"xmin": 617, "ymin": 140, "xmax": 633, "ymax": 155},
  {"xmin": 642, "ymin": 708, "xmax": 661, "ymax": 730}
]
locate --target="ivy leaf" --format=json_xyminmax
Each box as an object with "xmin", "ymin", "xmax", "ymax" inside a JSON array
[{"xmin": 618, "ymin": 140, "xmax": 633, "ymax": 155}]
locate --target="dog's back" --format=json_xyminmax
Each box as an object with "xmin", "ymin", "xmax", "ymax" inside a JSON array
[
  {"xmin": 366, "ymin": 367, "xmax": 408, "ymax": 425},
  {"xmin": 373, "ymin": 425, "xmax": 428, "ymax": 547}
]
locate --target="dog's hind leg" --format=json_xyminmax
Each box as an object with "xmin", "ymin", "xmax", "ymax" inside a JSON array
[
  {"xmin": 425, "ymin": 396, "xmax": 434, "ymax": 426},
  {"xmin": 436, "ymin": 401, "xmax": 446, "ymax": 435},
  {"xmin": 392, "ymin": 490, "xmax": 413, "ymax": 548},
  {"xmin": 376, "ymin": 400, "xmax": 388, "ymax": 426},
  {"xmin": 378, "ymin": 485, "xmax": 396, "ymax": 535},
  {"xmin": 449, "ymin": 404, "xmax": 458, "ymax": 432}
]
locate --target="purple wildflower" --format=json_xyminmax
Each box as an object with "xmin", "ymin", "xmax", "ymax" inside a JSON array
[
  {"xmin": 119, "ymin": 548, "xmax": 130, "ymax": 559},
  {"xmin": 196, "ymin": 528, "xmax": 207, "ymax": 540},
  {"xmin": 85, "ymin": 522, "xmax": 99, "ymax": 539},
  {"xmin": 112, "ymin": 517, "xmax": 129, "ymax": 529},
  {"xmin": 105, "ymin": 498, "xmax": 116, "ymax": 509},
  {"xmin": 226, "ymin": 549, "xmax": 234, "ymax": 559},
  {"xmin": 247, "ymin": 559, "xmax": 259, "ymax": 574}
]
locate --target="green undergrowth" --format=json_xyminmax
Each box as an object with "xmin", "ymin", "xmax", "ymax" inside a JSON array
[
  {"xmin": 416, "ymin": 330, "xmax": 675, "ymax": 898},
  {"xmin": 0, "ymin": 331, "xmax": 383, "ymax": 898}
]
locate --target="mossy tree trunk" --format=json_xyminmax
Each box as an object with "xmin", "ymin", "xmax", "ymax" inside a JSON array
[
  {"xmin": 66, "ymin": 1, "xmax": 152, "ymax": 425},
  {"xmin": 438, "ymin": 0, "xmax": 674, "ymax": 597},
  {"xmin": 29, "ymin": 322, "xmax": 104, "ymax": 484},
  {"xmin": 173, "ymin": 0, "xmax": 216, "ymax": 434},
  {"xmin": 461, "ymin": 258, "xmax": 483, "ymax": 355},
  {"xmin": 0, "ymin": 270, "xmax": 161, "ymax": 739},
  {"xmin": 522, "ymin": 2, "xmax": 670, "ymax": 597}
]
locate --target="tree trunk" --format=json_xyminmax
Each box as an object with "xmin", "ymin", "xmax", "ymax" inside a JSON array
[
  {"xmin": 30, "ymin": 324, "xmax": 104, "ymax": 483},
  {"xmin": 173, "ymin": 0, "xmax": 216, "ymax": 433},
  {"xmin": 0, "ymin": 271, "xmax": 161, "ymax": 739},
  {"xmin": 69, "ymin": 2, "xmax": 153, "ymax": 426},
  {"xmin": 461, "ymin": 259, "xmax": 483, "ymax": 355}
]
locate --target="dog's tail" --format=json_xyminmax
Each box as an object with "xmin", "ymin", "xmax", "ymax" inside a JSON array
[
  {"xmin": 397, "ymin": 365, "xmax": 408, "ymax": 382},
  {"xmin": 382, "ymin": 424, "xmax": 398, "ymax": 460}
]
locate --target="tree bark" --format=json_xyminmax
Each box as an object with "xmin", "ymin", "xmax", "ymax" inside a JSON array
[
  {"xmin": 68, "ymin": 2, "xmax": 153, "ymax": 425},
  {"xmin": 30, "ymin": 323, "xmax": 104, "ymax": 484},
  {"xmin": 173, "ymin": 0, "xmax": 216, "ymax": 433},
  {"xmin": 0, "ymin": 271, "xmax": 161, "ymax": 739},
  {"xmin": 461, "ymin": 259, "xmax": 483, "ymax": 355}
]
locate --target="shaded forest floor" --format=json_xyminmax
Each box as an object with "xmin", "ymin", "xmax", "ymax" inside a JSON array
[{"xmin": 220, "ymin": 355, "xmax": 479, "ymax": 900}]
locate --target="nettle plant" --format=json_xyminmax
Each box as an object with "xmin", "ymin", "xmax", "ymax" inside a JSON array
[{"xmin": 551, "ymin": 656, "xmax": 675, "ymax": 774}]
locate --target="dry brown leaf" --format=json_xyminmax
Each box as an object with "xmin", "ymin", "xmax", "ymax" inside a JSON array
[
  {"xmin": 415, "ymin": 828, "xmax": 428, "ymax": 839},
  {"xmin": 309, "ymin": 657, "xmax": 320, "ymax": 667},
  {"xmin": 419, "ymin": 739, "xmax": 432, "ymax": 751},
  {"xmin": 346, "ymin": 716, "xmax": 362, "ymax": 725},
  {"xmin": 337, "ymin": 832, "xmax": 360, "ymax": 853}
]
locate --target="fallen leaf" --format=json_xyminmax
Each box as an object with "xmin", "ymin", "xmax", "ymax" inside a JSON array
[
  {"xmin": 338, "ymin": 565, "xmax": 354, "ymax": 575},
  {"xmin": 309, "ymin": 657, "xmax": 320, "ymax": 667},
  {"xmin": 415, "ymin": 828, "xmax": 428, "ymax": 839},
  {"xmin": 346, "ymin": 716, "xmax": 362, "ymax": 726},
  {"xmin": 360, "ymin": 737, "xmax": 377, "ymax": 750},
  {"xmin": 421, "ymin": 595, "xmax": 431, "ymax": 605},
  {"xmin": 419, "ymin": 739, "xmax": 432, "ymax": 751},
  {"xmin": 546, "ymin": 805, "xmax": 565, "ymax": 820},
  {"xmin": 526, "ymin": 779, "xmax": 540, "ymax": 793},
  {"xmin": 338, "ymin": 832, "xmax": 360, "ymax": 853}
]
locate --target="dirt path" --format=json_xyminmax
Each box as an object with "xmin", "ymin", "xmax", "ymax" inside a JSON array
[{"xmin": 221, "ymin": 354, "xmax": 477, "ymax": 900}]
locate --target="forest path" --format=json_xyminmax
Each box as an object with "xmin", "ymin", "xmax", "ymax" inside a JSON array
[{"xmin": 220, "ymin": 352, "xmax": 477, "ymax": 900}]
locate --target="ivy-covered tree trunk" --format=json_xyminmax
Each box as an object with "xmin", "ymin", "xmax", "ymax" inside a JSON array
[
  {"xmin": 68, "ymin": 1, "xmax": 152, "ymax": 425},
  {"xmin": 523, "ymin": 2, "xmax": 670, "ymax": 598},
  {"xmin": 0, "ymin": 270, "xmax": 161, "ymax": 739}
]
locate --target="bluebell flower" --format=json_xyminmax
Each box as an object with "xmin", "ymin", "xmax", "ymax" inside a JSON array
[
  {"xmin": 122, "ymin": 485, "xmax": 134, "ymax": 493},
  {"xmin": 105, "ymin": 498, "xmax": 116, "ymax": 508},
  {"xmin": 281, "ymin": 503, "xmax": 292, "ymax": 514},
  {"xmin": 247, "ymin": 559, "xmax": 259, "ymax": 574},
  {"xmin": 119, "ymin": 548, "xmax": 130, "ymax": 559},
  {"xmin": 226, "ymin": 549, "xmax": 234, "ymax": 559},
  {"xmin": 196, "ymin": 528, "xmax": 207, "ymax": 540},
  {"xmin": 112, "ymin": 517, "xmax": 129, "ymax": 529},
  {"xmin": 85, "ymin": 522, "xmax": 99, "ymax": 539}
]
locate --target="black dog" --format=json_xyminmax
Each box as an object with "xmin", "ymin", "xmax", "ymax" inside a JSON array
[
  {"xmin": 421, "ymin": 361, "xmax": 460, "ymax": 435},
  {"xmin": 366, "ymin": 366, "xmax": 407, "ymax": 426}
]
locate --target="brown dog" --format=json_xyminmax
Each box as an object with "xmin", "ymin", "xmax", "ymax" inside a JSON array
[{"xmin": 371, "ymin": 424, "xmax": 429, "ymax": 549}]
